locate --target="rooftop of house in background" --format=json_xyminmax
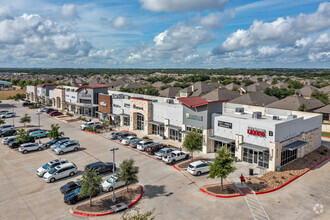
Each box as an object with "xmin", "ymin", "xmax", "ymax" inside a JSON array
[
  {"xmin": 266, "ymin": 94, "xmax": 325, "ymax": 111},
  {"xmin": 159, "ymin": 87, "xmax": 181, "ymax": 98},
  {"xmin": 297, "ymin": 85, "xmax": 318, "ymax": 98},
  {"xmin": 202, "ymin": 87, "xmax": 240, "ymax": 102},
  {"xmin": 313, "ymin": 104, "xmax": 330, "ymax": 114},
  {"xmin": 229, "ymin": 92, "xmax": 278, "ymax": 106}
]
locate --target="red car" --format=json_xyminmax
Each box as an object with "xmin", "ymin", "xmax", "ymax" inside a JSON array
[
  {"xmin": 49, "ymin": 111, "xmax": 63, "ymax": 116},
  {"xmin": 145, "ymin": 143, "xmax": 164, "ymax": 155}
]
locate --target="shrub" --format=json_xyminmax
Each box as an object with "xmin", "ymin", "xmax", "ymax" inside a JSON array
[
  {"xmin": 66, "ymin": 112, "xmax": 73, "ymax": 117},
  {"xmin": 281, "ymin": 176, "xmax": 285, "ymax": 179},
  {"xmin": 273, "ymin": 176, "xmax": 277, "ymax": 179},
  {"xmin": 143, "ymin": 136, "xmax": 150, "ymax": 140},
  {"xmin": 275, "ymin": 180, "xmax": 280, "ymax": 183}
]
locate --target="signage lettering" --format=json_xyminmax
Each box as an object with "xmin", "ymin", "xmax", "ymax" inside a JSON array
[
  {"xmin": 133, "ymin": 104, "xmax": 143, "ymax": 110},
  {"xmin": 218, "ymin": 121, "xmax": 232, "ymax": 129},
  {"xmin": 247, "ymin": 127, "xmax": 266, "ymax": 137},
  {"xmin": 113, "ymin": 104, "xmax": 121, "ymax": 108},
  {"xmin": 124, "ymin": 104, "xmax": 130, "ymax": 108},
  {"xmin": 100, "ymin": 102, "xmax": 107, "ymax": 107},
  {"xmin": 186, "ymin": 113, "xmax": 203, "ymax": 121}
]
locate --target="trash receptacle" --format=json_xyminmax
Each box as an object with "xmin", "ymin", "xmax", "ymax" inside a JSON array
[
  {"xmin": 249, "ymin": 168, "xmax": 254, "ymax": 176},
  {"xmin": 234, "ymin": 157, "xmax": 238, "ymax": 162},
  {"xmin": 163, "ymin": 136, "xmax": 166, "ymax": 140},
  {"xmin": 276, "ymin": 166, "xmax": 281, "ymax": 172}
]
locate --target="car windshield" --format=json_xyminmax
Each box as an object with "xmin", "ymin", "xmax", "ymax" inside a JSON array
[
  {"xmin": 42, "ymin": 163, "xmax": 50, "ymax": 169},
  {"xmin": 188, "ymin": 164, "xmax": 194, "ymax": 169},
  {"xmin": 158, "ymin": 150, "xmax": 165, "ymax": 154},
  {"xmin": 49, "ymin": 168, "xmax": 57, "ymax": 174},
  {"xmin": 107, "ymin": 177, "xmax": 115, "ymax": 183},
  {"xmin": 60, "ymin": 145, "xmax": 66, "ymax": 149}
]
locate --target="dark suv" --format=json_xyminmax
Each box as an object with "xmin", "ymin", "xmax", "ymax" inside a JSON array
[
  {"xmin": 145, "ymin": 143, "xmax": 165, "ymax": 155},
  {"xmin": 84, "ymin": 162, "xmax": 116, "ymax": 174},
  {"xmin": 44, "ymin": 137, "xmax": 69, "ymax": 148},
  {"xmin": 117, "ymin": 133, "xmax": 136, "ymax": 141},
  {"xmin": 0, "ymin": 129, "xmax": 16, "ymax": 137},
  {"xmin": 22, "ymin": 102, "xmax": 34, "ymax": 107},
  {"xmin": 8, "ymin": 136, "xmax": 35, "ymax": 148}
]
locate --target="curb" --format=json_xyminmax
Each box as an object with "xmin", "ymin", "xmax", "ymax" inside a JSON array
[
  {"xmin": 200, "ymin": 156, "xmax": 329, "ymax": 198},
  {"xmin": 73, "ymin": 185, "xmax": 143, "ymax": 217},
  {"xmin": 322, "ymin": 136, "xmax": 330, "ymax": 139},
  {"xmin": 83, "ymin": 130, "xmax": 98, "ymax": 135}
]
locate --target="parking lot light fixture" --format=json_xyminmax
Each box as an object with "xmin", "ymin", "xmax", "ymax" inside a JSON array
[
  {"xmin": 36, "ymin": 112, "xmax": 41, "ymax": 144},
  {"xmin": 109, "ymin": 147, "xmax": 119, "ymax": 202}
]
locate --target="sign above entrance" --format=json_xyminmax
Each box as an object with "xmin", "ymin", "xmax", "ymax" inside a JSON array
[
  {"xmin": 247, "ymin": 127, "xmax": 266, "ymax": 137},
  {"xmin": 186, "ymin": 113, "xmax": 203, "ymax": 121},
  {"xmin": 218, "ymin": 121, "xmax": 232, "ymax": 129},
  {"xmin": 133, "ymin": 104, "xmax": 143, "ymax": 110},
  {"xmin": 100, "ymin": 102, "xmax": 107, "ymax": 107}
]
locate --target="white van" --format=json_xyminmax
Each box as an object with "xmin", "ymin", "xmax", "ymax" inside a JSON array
[{"xmin": 43, "ymin": 163, "xmax": 77, "ymax": 183}]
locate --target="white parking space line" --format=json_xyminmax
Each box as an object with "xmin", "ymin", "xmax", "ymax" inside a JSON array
[{"xmin": 45, "ymin": 149, "xmax": 58, "ymax": 159}]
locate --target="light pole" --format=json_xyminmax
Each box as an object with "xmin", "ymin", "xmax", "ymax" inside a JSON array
[
  {"xmin": 109, "ymin": 147, "xmax": 119, "ymax": 202},
  {"xmin": 12, "ymin": 107, "xmax": 15, "ymax": 126},
  {"xmin": 37, "ymin": 112, "xmax": 41, "ymax": 144}
]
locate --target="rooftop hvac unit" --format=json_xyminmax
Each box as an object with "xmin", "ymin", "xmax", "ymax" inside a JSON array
[
  {"xmin": 235, "ymin": 107, "xmax": 244, "ymax": 114},
  {"xmin": 287, "ymin": 114, "xmax": 297, "ymax": 120},
  {"xmin": 252, "ymin": 111, "xmax": 262, "ymax": 119},
  {"xmin": 166, "ymin": 99, "xmax": 174, "ymax": 104},
  {"xmin": 273, "ymin": 115, "xmax": 280, "ymax": 120},
  {"xmin": 152, "ymin": 99, "xmax": 158, "ymax": 102}
]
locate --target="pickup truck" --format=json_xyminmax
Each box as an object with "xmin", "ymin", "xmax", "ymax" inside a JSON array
[{"xmin": 162, "ymin": 150, "xmax": 189, "ymax": 164}]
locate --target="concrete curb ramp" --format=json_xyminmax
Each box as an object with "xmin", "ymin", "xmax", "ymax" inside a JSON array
[{"xmin": 72, "ymin": 185, "xmax": 144, "ymax": 217}]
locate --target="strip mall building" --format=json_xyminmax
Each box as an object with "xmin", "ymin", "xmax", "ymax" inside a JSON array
[{"xmin": 26, "ymin": 85, "xmax": 322, "ymax": 171}]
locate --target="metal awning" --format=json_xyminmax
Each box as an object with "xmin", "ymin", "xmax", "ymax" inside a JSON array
[
  {"xmin": 148, "ymin": 120, "xmax": 164, "ymax": 126},
  {"xmin": 283, "ymin": 140, "xmax": 307, "ymax": 151},
  {"xmin": 239, "ymin": 143, "xmax": 268, "ymax": 152},
  {"xmin": 96, "ymin": 111, "xmax": 108, "ymax": 115},
  {"xmin": 165, "ymin": 124, "xmax": 181, "ymax": 131},
  {"xmin": 107, "ymin": 113, "xmax": 120, "ymax": 117},
  {"xmin": 209, "ymin": 136, "xmax": 235, "ymax": 144}
]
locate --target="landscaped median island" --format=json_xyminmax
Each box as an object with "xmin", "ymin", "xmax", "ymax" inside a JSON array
[
  {"xmin": 176, "ymin": 156, "xmax": 208, "ymax": 170},
  {"xmin": 72, "ymin": 185, "xmax": 143, "ymax": 216}
]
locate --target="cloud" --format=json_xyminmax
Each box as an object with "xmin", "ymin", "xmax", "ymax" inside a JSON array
[
  {"xmin": 200, "ymin": 13, "xmax": 222, "ymax": 29},
  {"xmin": 139, "ymin": 0, "xmax": 228, "ymax": 12},
  {"xmin": 61, "ymin": 4, "xmax": 79, "ymax": 19},
  {"xmin": 213, "ymin": 2, "xmax": 330, "ymax": 53}
]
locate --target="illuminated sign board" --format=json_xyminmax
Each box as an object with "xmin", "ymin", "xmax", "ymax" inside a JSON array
[
  {"xmin": 186, "ymin": 113, "xmax": 203, "ymax": 121},
  {"xmin": 133, "ymin": 104, "xmax": 143, "ymax": 110},
  {"xmin": 247, "ymin": 127, "xmax": 266, "ymax": 137},
  {"xmin": 218, "ymin": 121, "xmax": 232, "ymax": 129},
  {"xmin": 100, "ymin": 102, "xmax": 107, "ymax": 107}
]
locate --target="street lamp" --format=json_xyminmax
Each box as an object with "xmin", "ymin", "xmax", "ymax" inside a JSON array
[
  {"xmin": 12, "ymin": 107, "xmax": 15, "ymax": 126},
  {"xmin": 109, "ymin": 147, "xmax": 119, "ymax": 202},
  {"xmin": 36, "ymin": 112, "xmax": 41, "ymax": 144}
]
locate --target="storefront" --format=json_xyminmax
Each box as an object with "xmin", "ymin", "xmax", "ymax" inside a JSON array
[
  {"xmin": 129, "ymin": 98, "xmax": 152, "ymax": 133},
  {"xmin": 111, "ymin": 97, "xmax": 131, "ymax": 127},
  {"xmin": 97, "ymin": 93, "xmax": 112, "ymax": 122},
  {"xmin": 209, "ymin": 136, "xmax": 235, "ymax": 157}
]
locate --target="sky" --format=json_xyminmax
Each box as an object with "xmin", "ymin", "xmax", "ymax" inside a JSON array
[{"xmin": 0, "ymin": 0, "xmax": 329, "ymax": 68}]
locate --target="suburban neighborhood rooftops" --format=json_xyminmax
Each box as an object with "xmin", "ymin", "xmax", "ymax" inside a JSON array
[
  {"xmin": 229, "ymin": 92, "xmax": 278, "ymax": 106},
  {"xmin": 202, "ymin": 88, "xmax": 240, "ymax": 102},
  {"xmin": 314, "ymin": 104, "xmax": 330, "ymax": 114},
  {"xmin": 266, "ymin": 94, "xmax": 325, "ymax": 111},
  {"xmin": 75, "ymin": 84, "xmax": 109, "ymax": 92},
  {"xmin": 38, "ymin": 83, "xmax": 56, "ymax": 88}
]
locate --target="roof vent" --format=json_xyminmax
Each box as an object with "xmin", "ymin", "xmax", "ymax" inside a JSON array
[
  {"xmin": 166, "ymin": 99, "xmax": 174, "ymax": 104},
  {"xmin": 273, "ymin": 115, "xmax": 280, "ymax": 120},
  {"xmin": 235, "ymin": 107, "xmax": 244, "ymax": 114},
  {"xmin": 287, "ymin": 114, "xmax": 297, "ymax": 120},
  {"xmin": 152, "ymin": 99, "xmax": 158, "ymax": 103},
  {"xmin": 252, "ymin": 111, "xmax": 262, "ymax": 119}
]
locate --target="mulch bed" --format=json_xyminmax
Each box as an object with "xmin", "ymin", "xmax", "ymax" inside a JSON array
[
  {"xmin": 249, "ymin": 146, "xmax": 329, "ymax": 192},
  {"xmin": 73, "ymin": 185, "xmax": 141, "ymax": 214},
  {"xmin": 203, "ymin": 183, "xmax": 240, "ymax": 195},
  {"xmin": 176, "ymin": 156, "xmax": 208, "ymax": 169}
]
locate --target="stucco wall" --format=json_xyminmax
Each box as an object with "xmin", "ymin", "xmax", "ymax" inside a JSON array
[{"xmin": 152, "ymin": 102, "xmax": 182, "ymax": 126}]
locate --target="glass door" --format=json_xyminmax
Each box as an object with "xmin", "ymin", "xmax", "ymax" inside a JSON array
[
  {"xmin": 137, "ymin": 113, "xmax": 144, "ymax": 130},
  {"xmin": 258, "ymin": 152, "xmax": 264, "ymax": 166},
  {"xmin": 253, "ymin": 151, "xmax": 258, "ymax": 164}
]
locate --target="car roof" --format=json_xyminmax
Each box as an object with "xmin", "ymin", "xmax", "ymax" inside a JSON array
[
  {"xmin": 85, "ymin": 162, "xmax": 105, "ymax": 168},
  {"xmin": 172, "ymin": 150, "xmax": 183, "ymax": 154},
  {"xmin": 56, "ymin": 162, "xmax": 75, "ymax": 169}
]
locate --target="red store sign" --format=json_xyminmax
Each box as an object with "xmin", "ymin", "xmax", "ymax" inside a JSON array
[{"xmin": 247, "ymin": 127, "xmax": 266, "ymax": 137}]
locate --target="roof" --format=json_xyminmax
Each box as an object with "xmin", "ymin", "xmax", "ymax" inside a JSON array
[
  {"xmin": 246, "ymin": 82, "xmax": 269, "ymax": 92},
  {"xmin": 38, "ymin": 83, "xmax": 56, "ymax": 88},
  {"xmin": 179, "ymin": 82, "xmax": 216, "ymax": 97},
  {"xmin": 177, "ymin": 96, "xmax": 227, "ymax": 108},
  {"xmin": 314, "ymin": 104, "xmax": 330, "ymax": 114},
  {"xmin": 318, "ymin": 85, "xmax": 330, "ymax": 94},
  {"xmin": 266, "ymin": 94, "xmax": 325, "ymax": 111},
  {"xmin": 202, "ymin": 88, "xmax": 240, "ymax": 102},
  {"xmin": 159, "ymin": 87, "xmax": 181, "ymax": 98},
  {"xmin": 75, "ymin": 84, "xmax": 109, "ymax": 92},
  {"xmin": 229, "ymin": 92, "xmax": 278, "ymax": 106},
  {"xmin": 297, "ymin": 85, "xmax": 317, "ymax": 97}
]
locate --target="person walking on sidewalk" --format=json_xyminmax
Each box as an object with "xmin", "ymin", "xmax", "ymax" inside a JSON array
[{"xmin": 240, "ymin": 174, "xmax": 245, "ymax": 186}]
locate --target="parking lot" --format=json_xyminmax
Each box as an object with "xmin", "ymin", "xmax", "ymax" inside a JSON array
[{"xmin": 0, "ymin": 100, "xmax": 329, "ymax": 220}]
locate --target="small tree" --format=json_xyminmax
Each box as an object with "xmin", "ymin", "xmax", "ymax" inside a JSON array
[
  {"xmin": 298, "ymin": 103, "xmax": 307, "ymax": 112},
  {"xmin": 183, "ymin": 131, "xmax": 202, "ymax": 159},
  {"xmin": 0, "ymin": 118, "xmax": 5, "ymax": 127},
  {"xmin": 20, "ymin": 114, "xmax": 31, "ymax": 127},
  {"xmin": 121, "ymin": 209, "xmax": 156, "ymax": 220},
  {"xmin": 117, "ymin": 159, "xmax": 139, "ymax": 192},
  {"xmin": 208, "ymin": 146, "xmax": 236, "ymax": 191},
  {"xmin": 79, "ymin": 168, "xmax": 102, "ymax": 207},
  {"xmin": 47, "ymin": 124, "xmax": 64, "ymax": 139},
  {"xmin": 15, "ymin": 129, "xmax": 30, "ymax": 143}
]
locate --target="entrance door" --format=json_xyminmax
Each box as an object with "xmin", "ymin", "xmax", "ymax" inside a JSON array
[
  {"xmin": 253, "ymin": 151, "xmax": 258, "ymax": 164},
  {"xmin": 137, "ymin": 113, "xmax": 144, "ymax": 130},
  {"xmin": 258, "ymin": 152, "xmax": 264, "ymax": 166}
]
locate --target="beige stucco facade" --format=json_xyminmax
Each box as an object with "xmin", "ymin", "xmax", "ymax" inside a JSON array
[
  {"xmin": 129, "ymin": 98, "xmax": 153, "ymax": 134},
  {"xmin": 53, "ymin": 88, "xmax": 65, "ymax": 110}
]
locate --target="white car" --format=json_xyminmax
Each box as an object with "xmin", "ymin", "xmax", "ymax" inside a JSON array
[
  {"xmin": 2, "ymin": 136, "xmax": 16, "ymax": 145},
  {"xmin": 0, "ymin": 112, "xmax": 16, "ymax": 118},
  {"xmin": 0, "ymin": 110, "xmax": 8, "ymax": 115},
  {"xmin": 121, "ymin": 136, "xmax": 138, "ymax": 145},
  {"xmin": 0, "ymin": 124, "xmax": 15, "ymax": 132},
  {"xmin": 155, "ymin": 148, "xmax": 176, "ymax": 160},
  {"xmin": 36, "ymin": 159, "xmax": 68, "ymax": 177},
  {"xmin": 162, "ymin": 150, "xmax": 189, "ymax": 164},
  {"xmin": 80, "ymin": 122, "xmax": 101, "ymax": 130},
  {"xmin": 50, "ymin": 139, "xmax": 70, "ymax": 150},
  {"xmin": 137, "ymin": 140, "xmax": 154, "ymax": 151},
  {"xmin": 43, "ymin": 163, "xmax": 77, "ymax": 183},
  {"xmin": 101, "ymin": 175, "xmax": 125, "ymax": 192},
  {"xmin": 19, "ymin": 143, "xmax": 44, "ymax": 154},
  {"xmin": 187, "ymin": 160, "xmax": 212, "ymax": 176},
  {"xmin": 54, "ymin": 141, "xmax": 80, "ymax": 155}
]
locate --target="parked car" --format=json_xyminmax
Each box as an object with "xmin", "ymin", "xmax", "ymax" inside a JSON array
[
  {"xmin": 129, "ymin": 138, "xmax": 142, "ymax": 148},
  {"xmin": 0, "ymin": 112, "xmax": 16, "ymax": 118},
  {"xmin": 64, "ymin": 187, "xmax": 99, "ymax": 205},
  {"xmin": 0, "ymin": 124, "xmax": 15, "ymax": 132},
  {"xmin": 27, "ymin": 128, "xmax": 42, "ymax": 134},
  {"xmin": 121, "ymin": 136, "xmax": 138, "ymax": 145},
  {"xmin": 54, "ymin": 140, "xmax": 80, "ymax": 155},
  {"xmin": 0, "ymin": 129, "xmax": 16, "ymax": 137},
  {"xmin": 44, "ymin": 137, "xmax": 69, "ymax": 148},
  {"xmin": 109, "ymin": 132, "xmax": 122, "ymax": 140},
  {"xmin": 2, "ymin": 136, "xmax": 16, "ymax": 145},
  {"xmin": 38, "ymin": 107, "xmax": 48, "ymax": 112},
  {"xmin": 29, "ymin": 130, "xmax": 49, "ymax": 139},
  {"xmin": 101, "ymin": 175, "xmax": 125, "ymax": 192},
  {"xmin": 8, "ymin": 136, "xmax": 35, "ymax": 148},
  {"xmin": 155, "ymin": 148, "xmax": 176, "ymax": 160},
  {"xmin": 50, "ymin": 139, "xmax": 71, "ymax": 150},
  {"xmin": 145, "ymin": 143, "xmax": 165, "ymax": 155},
  {"xmin": 80, "ymin": 121, "xmax": 102, "ymax": 130},
  {"xmin": 22, "ymin": 102, "xmax": 33, "ymax": 107},
  {"xmin": 19, "ymin": 143, "xmax": 44, "ymax": 154},
  {"xmin": 137, "ymin": 140, "xmax": 154, "ymax": 151},
  {"xmin": 43, "ymin": 162, "xmax": 78, "ymax": 183},
  {"xmin": 117, "ymin": 133, "xmax": 136, "ymax": 141},
  {"xmin": 36, "ymin": 159, "xmax": 68, "ymax": 177},
  {"xmin": 162, "ymin": 150, "xmax": 189, "ymax": 164},
  {"xmin": 0, "ymin": 110, "xmax": 8, "ymax": 114},
  {"xmin": 46, "ymin": 108, "xmax": 56, "ymax": 114},
  {"xmin": 60, "ymin": 181, "xmax": 81, "ymax": 194},
  {"xmin": 84, "ymin": 162, "xmax": 116, "ymax": 174},
  {"xmin": 49, "ymin": 111, "xmax": 63, "ymax": 116},
  {"xmin": 187, "ymin": 160, "xmax": 212, "ymax": 176}
]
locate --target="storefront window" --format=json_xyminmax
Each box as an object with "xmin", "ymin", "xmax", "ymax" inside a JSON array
[
  {"xmin": 281, "ymin": 149, "xmax": 297, "ymax": 166},
  {"xmin": 243, "ymin": 148, "xmax": 269, "ymax": 168},
  {"xmin": 123, "ymin": 116, "xmax": 130, "ymax": 126},
  {"xmin": 137, "ymin": 113, "xmax": 144, "ymax": 130},
  {"xmin": 169, "ymin": 129, "xmax": 182, "ymax": 142},
  {"xmin": 214, "ymin": 141, "xmax": 235, "ymax": 157}
]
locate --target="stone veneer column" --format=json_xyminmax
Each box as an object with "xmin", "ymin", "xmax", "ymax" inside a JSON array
[
  {"xmin": 203, "ymin": 129, "xmax": 214, "ymax": 153},
  {"xmin": 235, "ymin": 134, "xmax": 243, "ymax": 161},
  {"xmin": 120, "ymin": 116, "xmax": 124, "ymax": 127},
  {"xmin": 269, "ymin": 142, "xmax": 281, "ymax": 171},
  {"xmin": 164, "ymin": 119, "xmax": 170, "ymax": 139}
]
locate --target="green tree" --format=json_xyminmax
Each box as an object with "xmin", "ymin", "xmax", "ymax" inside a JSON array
[
  {"xmin": 121, "ymin": 209, "xmax": 156, "ymax": 220},
  {"xmin": 298, "ymin": 103, "xmax": 307, "ymax": 112},
  {"xmin": 257, "ymin": 77, "xmax": 263, "ymax": 82},
  {"xmin": 117, "ymin": 159, "xmax": 139, "ymax": 192},
  {"xmin": 271, "ymin": 79, "xmax": 278, "ymax": 85},
  {"xmin": 311, "ymin": 91, "xmax": 329, "ymax": 104},
  {"xmin": 15, "ymin": 129, "xmax": 30, "ymax": 143},
  {"xmin": 208, "ymin": 146, "xmax": 236, "ymax": 191},
  {"xmin": 0, "ymin": 118, "xmax": 5, "ymax": 126},
  {"xmin": 79, "ymin": 168, "xmax": 102, "ymax": 207},
  {"xmin": 20, "ymin": 114, "xmax": 31, "ymax": 127},
  {"xmin": 183, "ymin": 131, "xmax": 202, "ymax": 159},
  {"xmin": 47, "ymin": 124, "xmax": 64, "ymax": 139}
]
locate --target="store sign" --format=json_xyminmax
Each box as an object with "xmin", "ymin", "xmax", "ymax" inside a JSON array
[
  {"xmin": 80, "ymin": 89, "xmax": 91, "ymax": 98},
  {"xmin": 124, "ymin": 104, "xmax": 130, "ymax": 108},
  {"xmin": 218, "ymin": 121, "xmax": 232, "ymax": 129},
  {"xmin": 100, "ymin": 102, "xmax": 107, "ymax": 107},
  {"xmin": 247, "ymin": 127, "xmax": 266, "ymax": 137},
  {"xmin": 133, "ymin": 104, "xmax": 143, "ymax": 110},
  {"xmin": 113, "ymin": 104, "xmax": 121, "ymax": 108},
  {"xmin": 186, "ymin": 113, "xmax": 203, "ymax": 121}
]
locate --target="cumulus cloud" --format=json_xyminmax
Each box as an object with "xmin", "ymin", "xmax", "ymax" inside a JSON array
[
  {"xmin": 213, "ymin": 2, "xmax": 330, "ymax": 53},
  {"xmin": 61, "ymin": 4, "xmax": 79, "ymax": 19},
  {"xmin": 139, "ymin": 0, "xmax": 228, "ymax": 12},
  {"xmin": 200, "ymin": 13, "xmax": 222, "ymax": 29}
]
